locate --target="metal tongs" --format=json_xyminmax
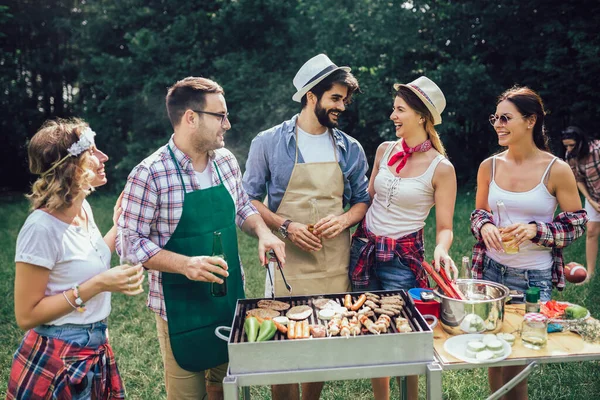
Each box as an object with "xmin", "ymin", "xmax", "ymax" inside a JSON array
[
  {"xmin": 422, "ymin": 261, "xmax": 465, "ymax": 300},
  {"xmin": 266, "ymin": 250, "xmax": 292, "ymax": 298}
]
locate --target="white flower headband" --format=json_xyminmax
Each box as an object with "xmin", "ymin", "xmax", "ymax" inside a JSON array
[{"xmin": 40, "ymin": 127, "xmax": 96, "ymax": 178}]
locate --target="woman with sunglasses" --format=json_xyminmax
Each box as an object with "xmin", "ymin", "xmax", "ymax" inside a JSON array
[
  {"xmin": 7, "ymin": 118, "xmax": 145, "ymax": 400},
  {"xmin": 348, "ymin": 77, "xmax": 457, "ymax": 400},
  {"xmin": 471, "ymin": 87, "xmax": 587, "ymax": 399},
  {"xmin": 562, "ymin": 126, "xmax": 599, "ymax": 281}
]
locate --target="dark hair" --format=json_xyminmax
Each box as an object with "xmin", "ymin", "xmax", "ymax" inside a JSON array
[
  {"xmin": 166, "ymin": 77, "xmax": 224, "ymax": 128},
  {"xmin": 561, "ymin": 126, "xmax": 590, "ymax": 161},
  {"xmin": 497, "ymin": 86, "xmax": 549, "ymax": 151},
  {"xmin": 395, "ymin": 86, "xmax": 446, "ymax": 156},
  {"xmin": 300, "ymin": 69, "xmax": 360, "ymax": 108}
]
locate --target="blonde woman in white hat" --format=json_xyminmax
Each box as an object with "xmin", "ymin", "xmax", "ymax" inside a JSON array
[{"xmin": 348, "ymin": 76, "xmax": 457, "ymax": 400}]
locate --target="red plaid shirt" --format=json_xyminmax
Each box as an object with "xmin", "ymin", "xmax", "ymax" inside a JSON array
[
  {"xmin": 7, "ymin": 330, "xmax": 125, "ymax": 400},
  {"xmin": 470, "ymin": 208, "xmax": 588, "ymax": 291},
  {"xmin": 351, "ymin": 219, "xmax": 429, "ymax": 289},
  {"xmin": 569, "ymin": 140, "xmax": 600, "ymax": 202},
  {"xmin": 118, "ymin": 136, "xmax": 258, "ymax": 319}
]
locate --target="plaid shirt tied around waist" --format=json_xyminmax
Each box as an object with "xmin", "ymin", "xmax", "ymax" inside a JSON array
[
  {"xmin": 7, "ymin": 329, "xmax": 125, "ymax": 400},
  {"xmin": 351, "ymin": 219, "xmax": 429, "ymax": 289},
  {"xmin": 470, "ymin": 208, "xmax": 588, "ymax": 291}
]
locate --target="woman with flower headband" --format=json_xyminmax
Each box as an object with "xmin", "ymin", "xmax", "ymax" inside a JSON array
[
  {"xmin": 471, "ymin": 87, "xmax": 586, "ymax": 399},
  {"xmin": 348, "ymin": 76, "xmax": 457, "ymax": 400},
  {"xmin": 561, "ymin": 126, "xmax": 599, "ymax": 282},
  {"xmin": 7, "ymin": 118, "xmax": 145, "ymax": 400}
]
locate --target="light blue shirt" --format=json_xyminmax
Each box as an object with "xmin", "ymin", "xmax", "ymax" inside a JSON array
[{"xmin": 242, "ymin": 114, "xmax": 370, "ymax": 212}]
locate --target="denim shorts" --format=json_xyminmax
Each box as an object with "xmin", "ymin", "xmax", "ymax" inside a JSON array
[
  {"xmin": 482, "ymin": 255, "xmax": 552, "ymax": 302},
  {"xmin": 34, "ymin": 320, "xmax": 108, "ymax": 399},
  {"xmin": 349, "ymin": 237, "xmax": 417, "ymax": 291}
]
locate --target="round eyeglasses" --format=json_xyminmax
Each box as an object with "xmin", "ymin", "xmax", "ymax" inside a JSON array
[{"xmin": 489, "ymin": 114, "xmax": 527, "ymax": 127}]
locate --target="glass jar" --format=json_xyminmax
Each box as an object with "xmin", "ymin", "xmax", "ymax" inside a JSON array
[{"xmin": 521, "ymin": 313, "xmax": 548, "ymax": 350}]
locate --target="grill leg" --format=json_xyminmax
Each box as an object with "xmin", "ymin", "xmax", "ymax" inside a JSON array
[
  {"xmin": 242, "ymin": 386, "xmax": 251, "ymax": 400},
  {"xmin": 426, "ymin": 363, "xmax": 443, "ymax": 400},
  {"xmin": 222, "ymin": 376, "xmax": 239, "ymax": 400}
]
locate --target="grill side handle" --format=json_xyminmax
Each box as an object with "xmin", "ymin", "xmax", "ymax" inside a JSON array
[
  {"xmin": 215, "ymin": 326, "xmax": 232, "ymax": 342},
  {"xmin": 421, "ymin": 314, "xmax": 438, "ymax": 329}
]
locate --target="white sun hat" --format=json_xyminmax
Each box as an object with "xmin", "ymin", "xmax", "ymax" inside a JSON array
[
  {"xmin": 393, "ymin": 76, "xmax": 446, "ymax": 125},
  {"xmin": 292, "ymin": 54, "xmax": 351, "ymax": 102}
]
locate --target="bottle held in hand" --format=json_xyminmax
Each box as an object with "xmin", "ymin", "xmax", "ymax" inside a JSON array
[
  {"xmin": 211, "ymin": 231, "xmax": 227, "ymax": 297},
  {"xmin": 307, "ymin": 198, "xmax": 319, "ymax": 234},
  {"xmin": 496, "ymin": 200, "xmax": 519, "ymax": 254}
]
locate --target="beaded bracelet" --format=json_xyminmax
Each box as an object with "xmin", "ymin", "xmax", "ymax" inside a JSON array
[
  {"xmin": 71, "ymin": 284, "xmax": 86, "ymax": 313},
  {"xmin": 62, "ymin": 291, "xmax": 77, "ymax": 310}
]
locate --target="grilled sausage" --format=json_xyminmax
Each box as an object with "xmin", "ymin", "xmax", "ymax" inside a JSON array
[
  {"xmin": 350, "ymin": 294, "xmax": 367, "ymax": 311},
  {"xmin": 288, "ymin": 320, "xmax": 296, "ymax": 339},
  {"xmin": 344, "ymin": 294, "xmax": 353, "ymax": 309},
  {"xmin": 295, "ymin": 319, "xmax": 304, "ymax": 339}
]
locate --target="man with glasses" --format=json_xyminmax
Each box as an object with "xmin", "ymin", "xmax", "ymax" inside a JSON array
[
  {"xmin": 242, "ymin": 54, "xmax": 370, "ymax": 400},
  {"xmin": 118, "ymin": 77, "xmax": 285, "ymax": 400}
]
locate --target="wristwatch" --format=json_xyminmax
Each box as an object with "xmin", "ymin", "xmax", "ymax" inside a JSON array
[{"xmin": 278, "ymin": 219, "xmax": 292, "ymax": 238}]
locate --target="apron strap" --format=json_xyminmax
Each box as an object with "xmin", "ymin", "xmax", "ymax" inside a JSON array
[
  {"xmin": 167, "ymin": 146, "xmax": 187, "ymax": 191},
  {"xmin": 213, "ymin": 161, "xmax": 224, "ymax": 185}
]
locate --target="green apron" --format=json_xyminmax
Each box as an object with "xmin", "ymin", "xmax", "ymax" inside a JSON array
[{"xmin": 161, "ymin": 147, "xmax": 244, "ymax": 372}]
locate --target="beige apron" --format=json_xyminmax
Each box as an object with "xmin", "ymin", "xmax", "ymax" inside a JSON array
[{"xmin": 272, "ymin": 127, "xmax": 351, "ymax": 296}]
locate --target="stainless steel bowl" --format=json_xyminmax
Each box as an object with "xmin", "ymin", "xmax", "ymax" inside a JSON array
[{"xmin": 433, "ymin": 279, "xmax": 510, "ymax": 335}]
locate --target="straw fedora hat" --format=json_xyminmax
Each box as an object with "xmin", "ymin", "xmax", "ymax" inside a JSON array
[
  {"xmin": 292, "ymin": 54, "xmax": 351, "ymax": 102},
  {"xmin": 393, "ymin": 76, "xmax": 446, "ymax": 125}
]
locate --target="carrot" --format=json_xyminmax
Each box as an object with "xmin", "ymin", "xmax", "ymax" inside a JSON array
[{"xmin": 273, "ymin": 320, "xmax": 288, "ymax": 334}]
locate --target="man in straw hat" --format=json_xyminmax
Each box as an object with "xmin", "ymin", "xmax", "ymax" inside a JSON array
[{"xmin": 243, "ymin": 54, "xmax": 370, "ymax": 399}]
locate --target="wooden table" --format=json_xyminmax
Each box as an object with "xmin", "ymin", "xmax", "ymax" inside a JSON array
[
  {"xmin": 434, "ymin": 304, "xmax": 600, "ymax": 369},
  {"xmin": 433, "ymin": 304, "xmax": 600, "ymax": 399}
]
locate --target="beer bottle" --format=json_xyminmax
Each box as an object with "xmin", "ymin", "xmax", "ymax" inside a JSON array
[
  {"xmin": 496, "ymin": 200, "xmax": 519, "ymax": 254},
  {"xmin": 307, "ymin": 198, "xmax": 319, "ymax": 234},
  {"xmin": 211, "ymin": 231, "xmax": 227, "ymax": 297}
]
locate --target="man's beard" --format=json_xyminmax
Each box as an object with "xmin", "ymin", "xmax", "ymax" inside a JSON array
[{"xmin": 315, "ymin": 100, "xmax": 342, "ymax": 129}]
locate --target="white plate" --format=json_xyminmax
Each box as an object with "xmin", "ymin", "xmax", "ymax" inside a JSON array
[
  {"xmin": 541, "ymin": 301, "xmax": 590, "ymax": 324},
  {"xmin": 444, "ymin": 334, "xmax": 512, "ymax": 364}
]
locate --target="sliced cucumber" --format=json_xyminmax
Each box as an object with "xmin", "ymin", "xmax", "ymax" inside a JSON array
[
  {"xmin": 476, "ymin": 350, "xmax": 494, "ymax": 361},
  {"xmin": 486, "ymin": 340, "xmax": 504, "ymax": 351},
  {"xmin": 467, "ymin": 341, "xmax": 486, "ymax": 352}
]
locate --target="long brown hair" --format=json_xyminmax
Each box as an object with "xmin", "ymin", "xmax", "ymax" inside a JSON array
[
  {"xmin": 497, "ymin": 86, "xmax": 550, "ymax": 151},
  {"xmin": 395, "ymin": 86, "xmax": 447, "ymax": 156},
  {"xmin": 27, "ymin": 118, "xmax": 95, "ymax": 211}
]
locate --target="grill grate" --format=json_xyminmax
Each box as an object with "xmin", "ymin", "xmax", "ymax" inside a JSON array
[{"xmin": 230, "ymin": 290, "xmax": 431, "ymax": 344}]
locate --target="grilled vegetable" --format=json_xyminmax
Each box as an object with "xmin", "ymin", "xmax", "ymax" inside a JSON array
[
  {"xmin": 245, "ymin": 316, "xmax": 260, "ymax": 342},
  {"xmin": 256, "ymin": 319, "xmax": 277, "ymax": 342},
  {"xmin": 272, "ymin": 319, "xmax": 288, "ymax": 334},
  {"xmin": 565, "ymin": 305, "xmax": 588, "ymax": 320}
]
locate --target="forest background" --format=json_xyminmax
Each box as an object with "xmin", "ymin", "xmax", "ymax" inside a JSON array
[{"xmin": 2, "ymin": 0, "xmax": 600, "ymax": 192}]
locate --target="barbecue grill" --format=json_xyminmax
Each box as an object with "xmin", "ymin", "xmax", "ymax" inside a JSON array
[{"xmin": 215, "ymin": 290, "xmax": 434, "ymax": 374}]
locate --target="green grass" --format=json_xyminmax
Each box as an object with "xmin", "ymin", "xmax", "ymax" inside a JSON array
[{"xmin": 1, "ymin": 192, "xmax": 600, "ymax": 399}]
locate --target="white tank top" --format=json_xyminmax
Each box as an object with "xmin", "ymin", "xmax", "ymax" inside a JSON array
[
  {"xmin": 365, "ymin": 141, "xmax": 444, "ymax": 239},
  {"xmin": 487, "ymin": 156, "xmax": 558, "ymax": 270}
]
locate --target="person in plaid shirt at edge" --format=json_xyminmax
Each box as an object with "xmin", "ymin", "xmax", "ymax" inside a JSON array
[
  {"xmin": 561, "ymin": 126, "xmax": 600, "ymax": 282},
  {"xmin": 348, "ymin": 76, "xmax": 458, "ymax": 400},
  {"xmin": 471, "ymin": 86, "xmax": 587, "ymax": 400},
  {"xmin": 8, "ymin": 118, "xmax": 145, "ymax": 400},
  {"xmin": 117, "ymin": 77, "xmax": 285, "ymax": 400}
]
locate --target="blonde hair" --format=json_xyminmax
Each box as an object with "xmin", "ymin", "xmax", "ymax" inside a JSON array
[
  {"xmin": 424, "ymin": 115, "xmax": 446, "ymax": 157},
  {"xmin": 27, "ymin": 118, "xmax": 96, "ymax": 211}
]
